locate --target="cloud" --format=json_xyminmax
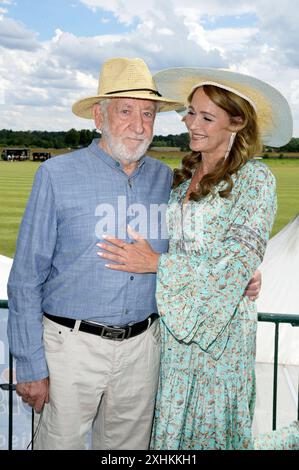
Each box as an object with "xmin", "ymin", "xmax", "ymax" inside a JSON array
[
  {"xmin": 0, "ymin": 8, "xmax": 226, "ymax": 131},
  {"xmin": 0, "ymin": 16, "xmax": 40, "ymax": 51},
  {"xmin": 50, "ymin": 29, "xmax": 126, "ymax": 73},
  {"xmin": 78, "ymin": 0, "xmax": 299, "ymax": 67},
  {"xmin": 79, "ymin": 0, "xmax": 256, "ymax": 24},
  {"xmin": 154, "ymin": 111, "xmax": 186, "ymax": 137},
  {"xmin": 204, "ymin": 26, "xmax": 259, "ymax": 59},
  {"xmin": 0, "ymin": 0, "xmax": 298, "ymax": 136},
  {"xmin": 234, "ymin": 50, "xmax": 299, "ymax": 124},
  {"xmin": 43, "ymin": 12, "xmax": 226, "ymax": 79},
  {"xmin": 256, "ymin": 0, "xmax": 299, "ymax": 67},
  {"xmin": 0, "ymin": 103, "xmax": 88, "ymax": 131},
  {"xmin": 79, "ymin": 0, "xmax": 152, "ymax": 24}
]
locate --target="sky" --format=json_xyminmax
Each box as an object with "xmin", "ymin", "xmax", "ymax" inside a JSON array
[{"xmin": 0, "ymin": 0, "xmax": 298, "ymax": 137}]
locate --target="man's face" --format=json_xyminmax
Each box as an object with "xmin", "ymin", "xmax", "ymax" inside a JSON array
[{"xmin": 94, "ymin": 98, "xmax": 157, "ymax": 162}]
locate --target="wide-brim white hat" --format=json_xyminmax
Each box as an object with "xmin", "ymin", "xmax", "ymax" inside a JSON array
[
  {"xmin": 153, "ymin": 67, "xmax": 293, "ymax": 147},
  {"xmin": 72, "ymin": 58, "xmax": 183, "ymax": 118}
]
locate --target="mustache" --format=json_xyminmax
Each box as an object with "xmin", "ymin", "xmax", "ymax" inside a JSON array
[{"xmin": 126, "ymin": 136, "xmax": 146, "ymax": 141}]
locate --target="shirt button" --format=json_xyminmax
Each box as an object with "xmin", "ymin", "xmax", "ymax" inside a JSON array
[
  {"xmin": 115, "ymin": 161, "xmax": 120, "ymax": 167},
  {"xmin": 130, "ymin": 276, "xmax": 134, "ymax": 281},
  {"xmin": 124, "ymin": 309, "xmax": 128, "ymax": 315}
]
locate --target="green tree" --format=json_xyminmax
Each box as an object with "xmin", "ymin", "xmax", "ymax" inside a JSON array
[{"xmin": 65, "ymin": 129, "xmax": 80, "ymax": 147}]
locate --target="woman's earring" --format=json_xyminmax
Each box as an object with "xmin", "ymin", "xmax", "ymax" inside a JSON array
[{"xmin": 224, "ymin": 132, "xmax": 236, "ymax": 160}]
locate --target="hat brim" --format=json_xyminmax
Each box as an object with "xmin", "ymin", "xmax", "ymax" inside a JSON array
[
  {"xmin": 154, "ymin": 67, "xmax": 293, "ymax": 147},
  {"xmin": 72, "ymin": 92, "xmax": 183, "ymax": 119}
]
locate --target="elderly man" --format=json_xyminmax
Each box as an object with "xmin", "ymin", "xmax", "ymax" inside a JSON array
[{"xmin": 7, "ymin": 57, "xmax": 260, "ymax": 450}]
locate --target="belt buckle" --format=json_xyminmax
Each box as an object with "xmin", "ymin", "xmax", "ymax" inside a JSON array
[{"xmin": 101, "ymin": 325, "xmax": 127, "ymax": 341}]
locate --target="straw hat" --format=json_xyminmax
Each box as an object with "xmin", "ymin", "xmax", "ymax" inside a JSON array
[
  {"xmin": 153, "ymin": 67, "xmax": 293, "ymax": 147},
  {"xmin": 72, "ymin": 58, "xmax": 183, "ymax": 119}
]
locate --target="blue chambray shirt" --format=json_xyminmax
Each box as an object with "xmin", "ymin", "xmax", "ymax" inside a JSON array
[{"xmin": 7, "ymin": 139, "xmax": 172, "ymax": 382}]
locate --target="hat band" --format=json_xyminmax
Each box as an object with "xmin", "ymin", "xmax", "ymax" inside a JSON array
[{"xmin": 104, "ymin": 88, "xmax": 162, "ymax": 97}]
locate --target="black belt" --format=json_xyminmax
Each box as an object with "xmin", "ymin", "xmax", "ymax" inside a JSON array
[{"xmin": 44, "ymin": 312, "xmax": 159, "ymax": 341}]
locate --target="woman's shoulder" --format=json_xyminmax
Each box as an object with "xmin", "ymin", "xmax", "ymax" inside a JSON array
[{"xmin": 235, "ymin": 159, "xmax": 276, "ymax": 187}]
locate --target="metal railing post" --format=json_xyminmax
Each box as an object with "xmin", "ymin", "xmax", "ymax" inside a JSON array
[
  {"xmin": 8, "ymin": 351, "xmax": 14, "ymax": 449},
  {"xmin": 31, "ymin": 410, "xmax": 34, "ymax": 450},
  {"xmin": 0, "ymin": 299, "xmax": 8, "ymax": 309},
  {"xmin": 272, "ymin": 321, "xmax": 279, "ymax": 430},
  {"xmin": 258, "ymin": 312, "xmax": 299, "ymax": 431}
]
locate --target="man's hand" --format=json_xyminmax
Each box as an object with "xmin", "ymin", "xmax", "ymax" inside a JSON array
[
  {"xmin": 244, "ymin": 269, "xmax": 262, "ymax": 301},
  {"xmin": 16, "ymin": 377, "xmax": 49, "ymax": 413}
]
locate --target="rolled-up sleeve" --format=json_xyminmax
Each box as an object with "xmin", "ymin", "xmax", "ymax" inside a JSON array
[{"xmin": 7, "ymin": 165, "xmax": 57, "ymax": 382}]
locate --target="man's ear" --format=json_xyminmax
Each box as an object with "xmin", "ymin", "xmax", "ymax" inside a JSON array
[
  {"xmin": 93, "ymin": 103, "xmax": 103, "ymax": 129},
  {"xmin": 229, "ymin": 115, "xmax": 245, "ymax": 132}
]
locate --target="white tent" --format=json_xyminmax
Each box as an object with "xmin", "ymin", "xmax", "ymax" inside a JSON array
[
  {"xmin": 254, "ymin": 214, "xmax": 299, "ymax": 434},
  {"xmin": 0, "ymin": 255, "xmax": 13, "ymax": 300},
  {"xmin": 256, "ymin": 214, "xmax": 299, "ymax": 366}
]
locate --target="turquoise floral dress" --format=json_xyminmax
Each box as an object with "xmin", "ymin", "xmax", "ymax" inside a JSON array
[{"xmin": 151, "ymin": 160, "xmax": 279, "ymax": 450}]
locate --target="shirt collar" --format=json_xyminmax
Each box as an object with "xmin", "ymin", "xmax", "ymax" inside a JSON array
[{"xmin": 88, "ymin": 138, "xmax": 146, "ymax": 172}]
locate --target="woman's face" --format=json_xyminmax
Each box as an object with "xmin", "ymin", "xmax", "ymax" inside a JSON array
[{"xmin": 185, "ymin": 87, "xmax": 234, "ymax": 155}]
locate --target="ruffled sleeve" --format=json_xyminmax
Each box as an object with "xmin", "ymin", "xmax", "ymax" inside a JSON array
[{"xmin": 156, "ymin": 162, "xmax": 277, "ymax": 359}]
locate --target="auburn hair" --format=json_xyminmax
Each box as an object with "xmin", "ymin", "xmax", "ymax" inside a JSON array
[{"xmin": 173, "ymin": 85, "xmax": 262, "ymax": 199}]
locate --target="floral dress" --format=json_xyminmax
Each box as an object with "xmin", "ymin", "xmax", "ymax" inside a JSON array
[{"xmin": 151, "ymin": 160, "xmax": 277, "ymax": 450}]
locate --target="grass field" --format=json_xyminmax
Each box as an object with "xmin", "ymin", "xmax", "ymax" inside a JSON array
[{"xmin": 0, "ymin": 156, "xmax": 298, "ymax": 258}]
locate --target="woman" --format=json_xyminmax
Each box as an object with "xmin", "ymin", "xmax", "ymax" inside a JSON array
[{"xmin": 97, "ymin": 68, "xmax": 297, "ymax": 449}]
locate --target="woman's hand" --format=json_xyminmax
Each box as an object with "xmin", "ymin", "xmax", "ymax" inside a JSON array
[
  {"xmin": 96, "ymin": 226, "xmax": 160, "ymax": 273},
  {"xmin": 244, "ymin": 269, "xmax": 262, "ymax": 301}
]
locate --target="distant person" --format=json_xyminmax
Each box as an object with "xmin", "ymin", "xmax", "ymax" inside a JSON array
[{"xmin": 8, "ymin": 58, "xmax": 261, "ymax": 450}]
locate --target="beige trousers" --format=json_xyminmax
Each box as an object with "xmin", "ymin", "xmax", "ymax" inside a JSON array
[{"xmin": 34, "ymin": 316, "xmax": 161, "ymax": 450}]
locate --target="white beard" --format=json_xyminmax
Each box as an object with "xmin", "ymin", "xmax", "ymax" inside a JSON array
[{"xmin": 101, "ymin": 121, "xmax": 152, "ymax": 163}]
